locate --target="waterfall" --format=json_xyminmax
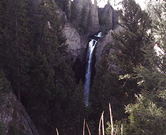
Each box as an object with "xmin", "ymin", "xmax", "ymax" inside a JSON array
[{"xmin": 84, "ymin": 32, "xmax": 102, "ymax": 106}]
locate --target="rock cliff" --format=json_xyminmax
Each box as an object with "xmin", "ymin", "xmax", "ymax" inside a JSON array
[
  {"xmin": 0, "ymin": 91, "xmax": 39, "ymax": 135},
  {"xmin": 30, "ymin": 0, "xmax": 119, "ymax": 62},
  {"xmin": 96, "ymin": 25, "xmax": 123, "ymax": 73},
  {"xmin": 74, "ymin": 0, "xmax": 100, "ymax": 35},
  {"xmin": 56, "ymin": 5, "xmax": 88, "ymax": 61},
  {"xmin": 63, "ymin": 22, "xmax": 88, "ymax": 61}
]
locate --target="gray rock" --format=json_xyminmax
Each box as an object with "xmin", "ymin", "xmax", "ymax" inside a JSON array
[
  {"xmin": 63, "ymin": 22, "xmax": 88, "ymax": 61},
  {"xmin": 0, "ymin": 92, "xmax": 39, "ymax": 135},
  {"xmin": 96, "ymin": 25, "xmax": 123, "ymax": 73},
  {"xmin": 74, "ymin": 0, "xmax": 100, "ymax": 35}
]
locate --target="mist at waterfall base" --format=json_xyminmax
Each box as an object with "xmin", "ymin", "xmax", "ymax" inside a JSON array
[{"xmin": 84, "ymin": 32, "xmax": 102, "ymax": 106}]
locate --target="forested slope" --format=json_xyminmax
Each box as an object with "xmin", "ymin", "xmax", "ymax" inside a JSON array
[{"xmin": 0, "ymin": 0, "xmax": 166, "ymax": 135}]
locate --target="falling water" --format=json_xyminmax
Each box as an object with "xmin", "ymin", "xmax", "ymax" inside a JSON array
[{"xmin": 84, "ymin": 32, "xmax": 102, "ymax": 106}]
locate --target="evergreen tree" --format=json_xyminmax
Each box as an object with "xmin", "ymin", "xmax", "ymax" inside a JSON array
[
  {"xmin": 86, "ymin": 11, "xmax": 92, "ymax": 33},
  {"xmin": 122, "ymin": 2, "xmax": 166, "ymax": 135},
  {"xmin": 0, "ymin": 0, "xmax": 33, "ymax": 101},
  {"xmin": 89, "ymin": 55, "xmax": 126, "ymax": 134},
  {"xmin": 79, "ymin": 6, "xmax": 87, "ymax": 34},
  {"xmin": 26, "ymin": 47, "xmax": 55, "ymax": 125},
  {"xmin": 112, "ymin": 0, "xmax": 152, "ymax": 71},
  {"xmin": 70, "ymin": 1, "xmax": 77, "ymax": 23},
  {"xmin": 0, "ymin": 0, "xmax": 14, "ymax": 70},
  {"xmin": 60, "ymin": 82, "xmax": 87, "ymax": 134},
  {"xmin": 12, "ymin": 0, "xmax": 33, "ymax": 101},
  {"xmin": 26, "ymin": 1, "xmax": 88, "ymax": 134},
  {"xmin": 109, "ymin": 0, "xmax": 152, "ymax": 103},
  {"xmin": 37, "ymin": 0, "xmax": 67, "ymax": 67},
  {"xmin": 0, "ymin": 70, "xmax": 10, "ymax": 105}
]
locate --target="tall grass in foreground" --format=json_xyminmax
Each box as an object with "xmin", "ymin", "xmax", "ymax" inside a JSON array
[{"xmin": 56, "ymin": 103, "xmax": 123, "ymax": 135}]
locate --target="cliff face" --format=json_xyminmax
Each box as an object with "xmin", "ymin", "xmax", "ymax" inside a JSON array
[
  {"xmin": 56, "ymin": 6, "xmax": 88, "ymax": 61},
  {"xmin": 61, "ymin": 0, "xmax": 118, "ymax": 61},
  {"xmin": 30, "ymin": 0, "xmax": 118, "ymax": 62},
  {"xmin": 96, "ymin": 25, "xmax": 123, "ymax": 73},
  {"xmin": 0, "ymin": 92, "xmax": 39, "ymax": 135},
  {"xmin": 63, "ymin": 23, "xmax": 88, "ymax": 61},
  {"xmin": 74, "ymin": 0, "xmax": 100, "ymax": 35}
]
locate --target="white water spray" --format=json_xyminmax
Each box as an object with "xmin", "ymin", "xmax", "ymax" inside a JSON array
[{"xmin": 84, "ymin": 32, "xmax": 102, "ymax": 106}]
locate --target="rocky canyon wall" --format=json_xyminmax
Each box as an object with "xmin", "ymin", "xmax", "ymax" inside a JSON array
[
  {"xmin": 96, "ymin": 25, "xmax": 124, "ymax": 73},
  {"xmin": 0, "ymin": 91, "xmax": 39, "ymax": 135},
  {"xmin": 30, "ymin": 0, "xmax": 118, "ymax": 62},
  {"xmin": 74, "ymin": 0, "xmax": 100, "ymax": 35}
]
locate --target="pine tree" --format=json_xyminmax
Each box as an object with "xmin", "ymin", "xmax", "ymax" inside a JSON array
[
  {"xmin": 112, "ymin": 0, "xmax": 152, "ymax": 71},
  {"xmin": 59, "ymin": 82, "xmax": 87, "ymax": 134},
  {"xmin": 28, "ymin": 1, "xmax": 88, "ymax": 134},
  {"xmin": 70, "ymin": 1, "xmax": 77, "ymax": 23},
  {"xmin": 26, "ymin": 47, "xmax": 55, "ymax": 124},
  {"xmin": 89, "ymin": 55, "xmax": 126, "ymax": 134},
  {"xmin": 79, "ymin": 6, "xmax": 87, "ymax": 34},
  {"xmin": 0, "ymin": 0, "xmax": 14, "ymax": 70},
  {"xmin": 37, "ymin": 0, "xmax": 67, "ymax": 67},
  {"xmin": 12, "ymin": 0, "xmax": 33, "ymax": 101},
  {"xmin": 123, "ymin": 2, "xmax": 166, "ymax": 134},
  {"xmin": 0, "ymin": 0, "xmax": 33, "ymax": 101},
  {"xmin": 109, "ymin": 0, "xmax": 152, "ymax": 104},
  {"xmin": 86, "ymin": 11, "xmax": 92, "ymax": 33},
  {"xmin": 0, "ymin": 69, "xmax": 10, "ymax": 104}
]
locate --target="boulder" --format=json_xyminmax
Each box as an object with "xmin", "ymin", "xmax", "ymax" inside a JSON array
[{"xmin": 0, "ymin": 92, "xmax": 39, "ymax": 135}]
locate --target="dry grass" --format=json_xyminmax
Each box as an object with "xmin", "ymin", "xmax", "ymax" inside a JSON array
[
  {"xmin": 56, "ymin": 128, "xmax": 59, "ymax": 135},
  {"xmin": 55, "ymin": 103, "xmax": 123, "ymax": 135}
]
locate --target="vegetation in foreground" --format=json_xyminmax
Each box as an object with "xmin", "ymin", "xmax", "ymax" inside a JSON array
[{"xmin": 0, "ymin": 0, "xmax": 166, "ymax": 134}]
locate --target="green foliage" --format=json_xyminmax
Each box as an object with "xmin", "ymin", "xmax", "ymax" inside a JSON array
[
  {"xmin": 26, "ymin": 47, "xmax": 54, "ymax": 118},
  {"xmin": 106, "ymin": 0, "xmax": 153, "ymax": 114},
  {"xmin": 89, "ymin": 56, "xmax": 127, "ymax": 134},
  {"xmin": 106, "ymin": 120, "xmax": 128, "ymax": 135},
  {"xmin": 123, "ymin": 2, "xmax": 166, "ymax": 135},
  {"xmin": 70, "ymin": 1, "xmax": 77, "ymax": 23},
  {"xmin": 98, "ymin": 9, "xmax": 102, "ymax": 26},
  {"xmin": 0, "ymin": 70, "xmax": 10, "ymax": 94},
  {"xmin": 112, "ymin": 0, "xmax": 152, "ymax": 71},
  {"xmin": 8, "ymin": 125, "xmax": 19, "ymax": 135},
  {"xmin": 21, "ymin": 1, "xmax": 87, "ymax": 134},
  {"xmin": 55, "ymin": 0, "xmax": 69, "ymax": 16},
  {"xmin": 62, "ymin": 82, "xmax": 88, "ymax": 134},
  {"xmin": 0, "ymin": 0, "xmax": 88, "ymax": 134},
  {"xmin": 86, "ymin": 11, "xmax": 92, "ymax": 32},
  {"xmin": 125, "ymin": 92, "xmax": 166, "ymax": 135},
  {"xmin": 79, "ymin": 6, "xmax": 87, "ymax": 34},
  {"xmin": 0, "ymin": 70, "xmax": 10, "ymax": 105},
  {"xmin": 0, "ymin": 0, "xmax": 33, "ymax": 101},
  {"xmin": 0, "ymin": 121, "xmax": 6, "ymax": 135},
  {"xmin": 8, "ymin": 125, "xmax": 29, "ymax": 135},
  {"xmin": 100, "ymin": 11, "xmax": 112, "ymax": 34}
]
